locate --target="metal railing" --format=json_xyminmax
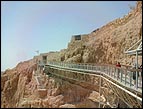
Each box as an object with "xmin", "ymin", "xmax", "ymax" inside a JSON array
[{"xmin": 43, "ymin": 61, "xmax": 142, "ymax": 92}]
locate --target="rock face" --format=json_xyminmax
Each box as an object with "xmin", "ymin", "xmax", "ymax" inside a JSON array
[
  {"xmin": 58, "ymin": 1, "xmax": 142, "ymax": 65},
  {"xmin": 1, "ymin": 61, "xmax": 119, "ymax": 108},
  {"xmin": 1, "ymin": 1, "xmax": 142, "ymax": 108},
  {"xmin": 1, "ymin": 60, "xmax": 37, "ymax": 108},
  {"xmin": 1, "ymin": 60, "xmax": 101, "ymax": 108}
]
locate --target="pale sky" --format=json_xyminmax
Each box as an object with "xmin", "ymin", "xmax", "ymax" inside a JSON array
[{"xmin": 1, "ymin": 1, "xmax": 136, "ymax": 71}]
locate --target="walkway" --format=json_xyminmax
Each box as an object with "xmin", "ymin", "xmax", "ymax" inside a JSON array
[{"xmin": 38, "ymin": 61, "xmax": 142, "ymax": 108}]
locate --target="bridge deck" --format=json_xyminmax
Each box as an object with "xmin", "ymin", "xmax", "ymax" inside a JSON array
[
  {"xmin": 45, "ymin": 62, "xmax": 142, "ymax": 94},
  {"xmin": 38, "ymin": 62, "xmax": 142, "ymax": 108}
]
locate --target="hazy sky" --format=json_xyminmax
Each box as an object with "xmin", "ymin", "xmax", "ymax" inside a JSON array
[{"xmin": 1, "ymin": 1, "xmax": 136, "ymax": 71}]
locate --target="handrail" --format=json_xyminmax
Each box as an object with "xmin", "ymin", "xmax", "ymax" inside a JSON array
[
  {"xmin": 47, "ymin": 61, "xmax": 142, "ymax": 72},
  {"xmin": 42, "ymin": 61, "xmax": 142, "ymax": 92}
]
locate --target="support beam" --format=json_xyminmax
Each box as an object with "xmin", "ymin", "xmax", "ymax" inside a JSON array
[{"xmin": 136, "ymin": 51, "xmax": 138, "ymax": 89}]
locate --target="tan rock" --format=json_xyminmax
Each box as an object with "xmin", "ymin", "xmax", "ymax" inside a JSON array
[
  {"xmin": 37, "ymin": 89, "xmax": 47, "ymax": 98},
  {"xmin": 59, "ymin": 104, "xmax": 76, "ymax": 108},
  {"xmin": 1, "ymin": 1, "xmax": 142, "ymax": 108}
]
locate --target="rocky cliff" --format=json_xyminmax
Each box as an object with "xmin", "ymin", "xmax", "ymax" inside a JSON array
[
  {"xmin": 1, "ymin": 1, "xmax": 142, "ymax": 108},
  {"xmin": 1, "ymin": 60, "xmax": 37, "ymax": 108},
  {"xmin": 1, "ymin": 60, "xmax": 117, "ymax": 108},
  {"xmin": 58, "ymin": 1, "xmax": 142, "ymax": 65}
]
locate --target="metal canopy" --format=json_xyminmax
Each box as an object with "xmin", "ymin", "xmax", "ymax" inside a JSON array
[
  {"xmin": 124, "ymin": 38, "xmax": 142, "ymax": 89},
  {"xmin": 124, "ymin": 38, "xmax": 142, "ymax": 55}
]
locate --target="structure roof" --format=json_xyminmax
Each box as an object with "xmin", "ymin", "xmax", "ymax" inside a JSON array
[{"xmin": 124, "ymin": 38, "xmax": 142, "ymax": 55}]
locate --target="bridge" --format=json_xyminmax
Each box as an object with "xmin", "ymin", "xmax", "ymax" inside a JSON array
[{"xmin": 37, "ymin": 61, "xmax": 142, "ymax": 108}]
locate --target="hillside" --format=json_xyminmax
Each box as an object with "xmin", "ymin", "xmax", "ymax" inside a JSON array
[
  {"xmin": 58, "ymin": 1, "xmax": 142, "ymax": 65},
  {"xmin": 1, "ymin": 1, "xmax": 142, "ymax": 108}
]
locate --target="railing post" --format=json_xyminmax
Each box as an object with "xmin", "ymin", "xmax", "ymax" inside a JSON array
[
  {"xmin": 111, "ymin": 67, "xmax": 113, "ymax": 76},
  {"xmin": 107, "ymin": 66, "xmax": 109, "ymax": 75},
  {"xmin": 99, "ymin": 69, "xmax": 101, "ymax": 108},
  {"xmin": 110, "ymin": 66, "xmax": 111, "ymax": 76},
  {"xmin": 113, "ymin": 67, "xmax": 115, "ymax": 77},
  {"xmin": 82, "ymin": 64, "xmax": 84, "ymax": 69},
  {"xmin": 125, "ymin": 70, "xmax": 127, "ymax": 85},
  {"xmin": 93, "ymin": 66, "xmax": 95, "ymax": 70},
  {"xmin": 136, "ymin": 71, "xmax": 138, "ymax": 89},
  {"xmin": 130, "ymin": 72, "xmax": 132, "ymax": 87},
  {"xmin": 94, "ymin": 66, "xmax": 96, "ymax": 71},
  {"xmin": 97, "ymin": 66, "xmax": 99, "ymax": 71},
  {"xmin": 94, "ymin": 66, "xmax": 95, "ymax": 71},
  {"xmin": 64, "ymin": 63, "xmax": 66, "ymax": 67},
  {"xmin": 136, "ymin": 51, "xmax": 138, "ymax": 89},
  {"xmin": 88, "ymin": 64, "xmax": 89, "ymax": 70},
  {"xmin": 116, "ymin": 67, "xmax": 119, "ymax": 79},
  {"xmin": 97, "ymin": 66, "xmax": 99, "ymax": 72},
  {"xmin": 100, "ymin": 66, "xmax": 102, "ymax": 72},
  {"xmin": 83, "ymin": 64, "xmax": 85, "ymax": 69},
  {"xmin": 101, "ymin": 66, "xmax": 103, "ymax": 72},
  {"xmin": 109, "ymin": 67, "xmax": 111, "ymax": 76},
  {"xmin": 74, "ymin": 64, "xmax": 76, "ymax": 69},
  {"xmin": 139, "ymin": 71, "xmax": 142, "ymax": 87},
  {"xmin": 120, "ymin": 69, "xmax": 123, "ymax": 82},
  {"xmin": 96, "ymin": 66, "xmax": 98, "ymax": 71},
  {"xmin": 114, "ymin": 67, "xmax": 115, "ymax": 78},
  {"xmin": 89, "ymin": 65, "xmax": 91, "ymax": 70},
  {"xmin": 76, "ymin": 63, "xmax": 77, "ymax": 69},
  {"xmin": 105, "ymin": 66, "xmax": 107, "ymax": 74},
  {"xmin": 92, "ymin": 65, "xmax": 94, "ymax": 70}
]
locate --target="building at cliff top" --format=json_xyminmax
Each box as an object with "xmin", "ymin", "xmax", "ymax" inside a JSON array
[
  {"xmin": 33, "ymin": 51, "xmax": 60, "ymax": 65},
  {"xmin": 71, "ymin": 34, "xmax": 88, "ymax": 42}
]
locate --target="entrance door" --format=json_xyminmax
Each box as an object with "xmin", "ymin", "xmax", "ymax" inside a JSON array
[{"xmin": 42, "ymin": 56, "xmax": 47, "ymax": 64}]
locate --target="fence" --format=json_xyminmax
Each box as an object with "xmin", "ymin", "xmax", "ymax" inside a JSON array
[{"xmin": 45, "ymin": 61, "xmax": 142, "ymax": 91}]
